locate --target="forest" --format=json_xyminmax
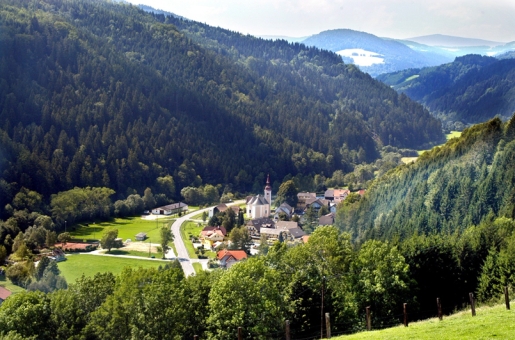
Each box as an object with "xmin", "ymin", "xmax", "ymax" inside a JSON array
[
  {"xmin": 0, "ymin": 0, "xmax": 443, "ymax": 218},
  {"xmin": 377, "ymin": 54, "xmax": 515, "ymax": 128}
]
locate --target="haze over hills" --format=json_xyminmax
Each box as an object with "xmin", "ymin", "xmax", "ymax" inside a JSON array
[
  {"xmin": 301, "ymin": 29, "xmax": 452, "ymax": 76},
  {"xmin": 406, "ymin": 34, "xmax": 504, "ymax": 47}
]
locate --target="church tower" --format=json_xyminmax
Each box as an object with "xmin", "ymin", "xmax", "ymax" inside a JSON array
[{"xmin": 264, "ymin": 174, "xmax": 272, "ymax": 206}]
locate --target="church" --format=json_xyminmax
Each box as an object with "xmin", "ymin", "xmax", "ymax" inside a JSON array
[{"xmin": 246, "ymin": 175, "xmax": 272, "ymax": 219}]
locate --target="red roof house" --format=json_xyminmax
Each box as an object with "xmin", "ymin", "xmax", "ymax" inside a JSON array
[{"xmin": 217, "ymin": 249, "xmax": 248, "ymax": 268}]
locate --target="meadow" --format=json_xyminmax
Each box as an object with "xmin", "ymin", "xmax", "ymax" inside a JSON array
[
  {"xmin": 57, "ymin": 254, "xmax": 168, "ymax": 283},
  {"xmin": 69, "ymin": 216, "xmax": 175, "ymax": 242},
  {"xmin": 402, "ymin": 131, "xmax": 463, "ymax": 163},
  {"xmin": 335, "ymin": 303, "xmax": 515, "ymax": 340}
]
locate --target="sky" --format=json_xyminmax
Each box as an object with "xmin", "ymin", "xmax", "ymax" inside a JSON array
[{"xmin": 124, "ymin": 0, "xmax": 515, "ymax": 43}]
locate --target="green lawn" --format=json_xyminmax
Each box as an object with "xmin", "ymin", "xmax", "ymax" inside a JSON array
[
  {"xmin": 69, "ymin": 216, "xmax": 175, "ymax": 242},
  {"xmin": 58, "ymin": 254, "xmax": 167, "ymax": 283},
  {"xmin": 180, "ymin": 221, "xmax": 204, "ymax": 259},
  {"xmin": 107, "ymin": 249, "xmax": 163, "ymax": 258},
  {"xmin": 192, "ymin": 262, "xmax": 203, "ymax": 274},
  {"xmin": 0, "ymin": 274, "xmax": 25, "ymax": 294},
  {"xmin": 336, "ymin": 303, "xmax": 515, "ymax": 340},
  {"xmin": 180, "ymin": 221, "xmax": 217, "ymax": 259}
]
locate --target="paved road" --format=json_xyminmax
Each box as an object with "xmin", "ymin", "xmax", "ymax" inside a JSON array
[{"xmin": 171, "ymin": 200, "xmax": 245, "ymax": 276}]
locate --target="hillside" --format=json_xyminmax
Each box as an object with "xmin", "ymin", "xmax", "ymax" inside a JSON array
[
  {"xmin": 301, "ymin": 29, "xmax": 452, "ymax": 76},
  {"xmin": 336, "ymin": 115, "xmax": 515, "ymax": 241},
  {"xmin": 406, "ymin": 34, "xmax": 503, "ymax": 47},
  {"xmin": 377, "ymin": 55, "xmax": 515, "ymax": 126},
  {"xmin": 0, "ymin": 0, "xmax": 444, "ymax": 213}
]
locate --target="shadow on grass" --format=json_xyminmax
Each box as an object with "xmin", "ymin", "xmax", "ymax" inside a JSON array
[{"xmin": 106, "ymin": 250, "xmax": 130, "ymax": 255}]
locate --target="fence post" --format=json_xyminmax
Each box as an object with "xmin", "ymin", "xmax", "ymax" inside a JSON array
[
  {"xmin": 437, "ymin": 298, "xmax": 442, "ymax": 320},
  {"xmin": 325, "ymin": 313, "xmax": 331, "ymax": 339},
  {"xmin": 505, "ymin": 286, "xmax": 510, "ymax": 310},
  {"xmin": 366, "ymin": 306, "xmax": 371, "ymax": 331},
  {"xmin": 238, "ymin": 327, "xmax": 242, "ymax": 340},
  {"xmin": 285, "ymin": 320, "xmax": 291, "ymax": 340},
  {"xmin": 403, "ymin": 303, "xmax": 408, "ymax": 327},
  {"xmin": 469, "ymin": 292, "xmax": 476, "ymax": 316}
]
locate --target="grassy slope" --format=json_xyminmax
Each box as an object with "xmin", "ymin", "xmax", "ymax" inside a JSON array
[
  {"xmin": 336, "ymin": 304, "xmax": 515, "ymax": 340},
  {"xmin": 57, "ymin": 254, "xmax": 166, "ymax": 283},
  {"xmin": 402, "ymin": 131, "xmax": 463, "ymax": 162},
  {"xmin": 0, "ymin": 274, "xmax": 25, "ymax": 294}
]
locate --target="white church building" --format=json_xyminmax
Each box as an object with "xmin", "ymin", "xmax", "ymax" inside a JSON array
[{"xmin": 246, "ymin": 175, "xmax": 272, "ymax": 219}]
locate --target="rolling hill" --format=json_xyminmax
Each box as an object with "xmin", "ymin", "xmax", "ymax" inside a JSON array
[{"xmin": 377, "ymin": 55, "xmax": 515, "ymax": 126}]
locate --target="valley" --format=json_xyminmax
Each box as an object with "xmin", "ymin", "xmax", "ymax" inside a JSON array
[{"xmin": 1, "ymin": 0, "xmax": 515, "ymax": 339}]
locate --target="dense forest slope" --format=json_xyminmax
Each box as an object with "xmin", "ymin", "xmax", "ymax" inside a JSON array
[
  {"xmin": 337, "ymin": 114, "xmax": 515, "ymax": 241},
  {"xmin": 301, "ymin": 29, "xmax": 451, "ymax": 76},
  {"xmin": 0, "ymin": 0, "xmax": 443, "ymax": 211},
  {"xmin": 377, "ymin": 55, "xmax": 515, "ymax": 126}
]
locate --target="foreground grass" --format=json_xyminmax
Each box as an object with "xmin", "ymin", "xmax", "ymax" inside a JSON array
[
  {"xmin": 336, "ymin": 303, "xmax": 515, "ymax": 340},
  {"xmin": 58, "ymin": 254, "xmax": 167, "ymax": 283},
  {"xmin": 70, "ymin": 216, "xmax": 175, "ymax": 242}
]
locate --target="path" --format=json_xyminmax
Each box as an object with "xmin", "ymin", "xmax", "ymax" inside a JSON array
[{"xmin": 171, "ymin": 200, "xmax": 245, "ymax": 276}]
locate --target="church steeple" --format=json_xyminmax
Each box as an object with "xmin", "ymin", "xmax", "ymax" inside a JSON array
[{"xmin": 264, "ymin": 174, "xmax": 272, "ymax": 205}]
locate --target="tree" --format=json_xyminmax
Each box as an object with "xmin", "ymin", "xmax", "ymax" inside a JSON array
[
  {"xmin": 159, "ymin": 225, "xmax": 173, "ymax": 259},
  {"xmin": 275, "ymin": 180, "xmax": 298, "ymax": 207},
  {"xmin": 45, "ymin": 230, "xmax": 57, "ymax": 247},
  {"xmin": 57, "ymin": 232, "xmax": 71, "ymax": 245},
  {"xmin": 0, "ymin": 244, "xmax": 7, "ymax": 264},
  {"xmin": 201, "ymin": 211, "xmax": 208, "ymax": 222},
  {"xmin": 100, "ymin": 228, "xmax": 118, "ymax": 252},
  {"xmin": 143, "ymin": 187, "xmax": 156, "ymax": 210},
  {"xmin": 207, "ymin": 258, "xmax": 289, "ymax": 339},
  {"xmin": 228, "ymin": 226, "xmax": 251, "ymax": 252}
]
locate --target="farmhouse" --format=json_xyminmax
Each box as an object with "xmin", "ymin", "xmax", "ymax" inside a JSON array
[{"xmin": 152, "ymin": 202, "xmax": 188, "ymax": 215}]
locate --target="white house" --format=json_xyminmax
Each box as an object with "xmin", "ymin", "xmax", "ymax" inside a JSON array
[{"xmin": 152, "ymin": 202, "xmax": 188, "ymax": 215}]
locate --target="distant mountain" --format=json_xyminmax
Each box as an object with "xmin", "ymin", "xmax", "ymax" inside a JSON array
[
  {"xmin": 301, "ymin": 29, "xmax": 452, "ymax": 76},
  {"xmin": 406, "ymin": 34, "xmax": 503, "ymax": 47},
  {"xmin": 377, "ymin": 55, "xmax": 515, "ymax": 126}
]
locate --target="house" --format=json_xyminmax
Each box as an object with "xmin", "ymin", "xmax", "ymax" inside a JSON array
[
  {"xmin": 297, "ymin": 192, "xmax": 316, "ymax": 210},
  {"xmin": 319, "ymin": 212, "xmax": 335, "ymax": 226},
  {"xmin": 260, "ymin": 228, "xmax": 282, "ymax": 240},
  {"xmin": 246, "ymin": 217, "xmax": 274, "ymax": 238},
  {"xmin": 152, "ymin": 202, "xmax": 188, "ymax": 215},
  {"xmin": 275, "ymin": 221, "xmax": 299, "ymax": 230},
  {"xmin": 217, "ymin": 249, "xmax": 247, "ymax": 268},
  {"xmin": 209, "ymin": 203, "xmax": 228, "ymax": 218},
  {"xmin": 305, "ymin": 198, "xmax": 330, "ymax": 212},
  {"xmin": 324, "ymin": 189, "xmax": 334, "ymax": 201},
  {"xmin": 200, "ymin": 226, "xmax": 227, "ymax": 247},
  {"xmin": 0, "ymin": 286, "xmax": 12, "ymax": 305},
  {"xmin": 135, "ymin": 232, "xmax": 147, "ymax": 241},
  {"xmin": 285, "ymin": 227, "xmax": 306, "ymax": 240},
  {"xmin": 333, "ymin": 189, "xmax": 350, "ymax": 204},
  {"xmin": 274, "ymin": 202, "xmax": 293, "ymax": 220}
]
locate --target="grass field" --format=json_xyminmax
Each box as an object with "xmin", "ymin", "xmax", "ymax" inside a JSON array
[
  {"xmin": 0, "ymin": 274, "xmax": 25, "ymax": 294},
  {"xmin": 336, "ymin": 303, "xmax": 515, "ymax": 340},
  {"xmin": 180, "ymin": 221, "xmax": 205, "ymax": 259},
  {"xmin": 69, "ymin": 216, "xmax": 175, "ymax": 242},
  {"xmin": 192, "ymin": 262, "xmax": 203, "ymax": 274},
  {"xmin": 403, "ymin": 131, "xmax": 464, "ymax": 162},
  {"xmin": 57, "ymin": 254, "xmax": 168, "ymax": 283},
  {"xmin": 107, "ymin": 249, "xmax": 163, "ymax": 258}
]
